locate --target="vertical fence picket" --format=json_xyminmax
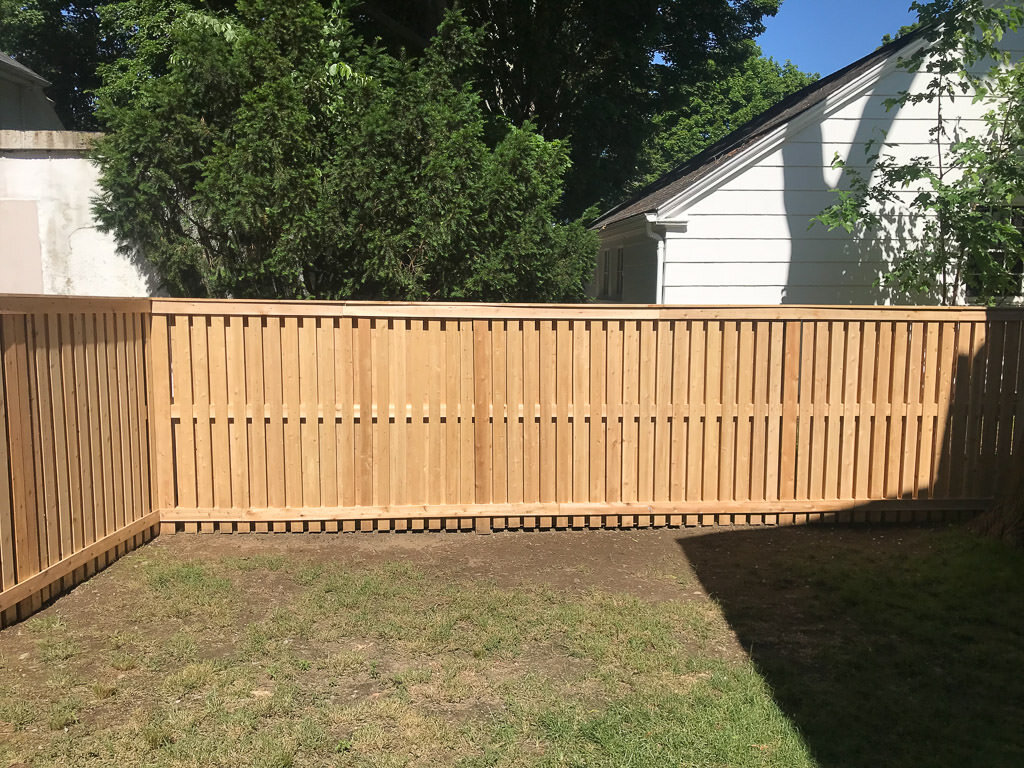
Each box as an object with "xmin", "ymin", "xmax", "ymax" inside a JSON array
[
  {"xmin": 605, "ymin": 320, "xmax": 624, "ymax": 504},
  {"xmin": 507, "ymin": 320, "xmax": 525, "ymax": 505},
  {"xmin": 208, "ymin": 316, "xmax": 232, "ymax": 512},
  {"xmin": 839, "ymin": 321, "xmax": 860, "ymax": 501},
  {"xmin": 703, "ymin": 322, "xmax": 722, "ymax": 503},
  {"xmin": 0, "ymin": 322, "xmax": 18, "ymax": 609},
  {"xmin": 855, "ymin": 321, "xmax": 876, "ymax": 501},
  {"xmin": 765, "ymin": 322, "xmax": 785, "ymax": 503},
  {"xmin": 492, "ymin": 321, "xmax": 509, "ymax": 506},
  {"xmin": 354, "ymin": 318, "xmax": 373, "ymax": 508},
  {"xmin": 225, "ymin": 318, "xmax": 250, "ymax": 512},
  {"xmin": 334, "ymin": 318, "xmax": 354, "ymax": 509},
  {"xmin": 654, "ymin": 320, "xmax": 673, "ymax": 502},
  {"xmin": 993, "ymin": 321, "xmax": 1020, "ymax": 493},
  {"xmin": 686, "ymin": 322, "xmax": 706, "ymax": 503},
  {"xmin": 917, "ymin": 322, "xmax": 940, "ymax": 498},
  {"xmin": 719, "ymin": 321, "xmax": 738, "ymax": 502},
  {"xmin": 243, "ymin": 318, "xmax": 267, "ymax": 514},
  {"xmin": 637, "ymin": 321, "xmax": 656, "ymax": 505},
  {"xmin": 779, "ymin": 321, "xmax": 800, "ymax": 501}
]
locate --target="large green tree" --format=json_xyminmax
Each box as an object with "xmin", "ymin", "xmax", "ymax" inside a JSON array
[
  {"xmin": 3, "ymin": 0, "xmax": 781, "ymax": 213},
  {"xmin": 349, "ymin": 0, "xmax": 783, "ymax": 216},
  {"xmin": 92, "ymin": 0, "xmax": 597, "ymax": 300},
  {"xmin": 631, "ymin": 45, "xmax": 816, "ymax": 190}
]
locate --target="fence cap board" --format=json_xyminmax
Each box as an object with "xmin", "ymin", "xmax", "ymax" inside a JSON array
[
  {"xmin": 149, "ymin": 298, "xmax": 1024, "ymax": 322},
  {"xmin": 0, "ymin": 294, "xmax": 152, "ymax": 314},
  {"xmin": 3, "ymin": 295, "xmax": 1023, "ymax": 323}
]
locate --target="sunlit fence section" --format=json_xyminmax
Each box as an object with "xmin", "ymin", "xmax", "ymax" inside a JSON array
[
  {"xmin": 0, "ymin": 297, "xmax": 158, "ymax": 625},
  {"xmin": 149, "ymin": 301, "xmax": 1021, "ymax": 532}
]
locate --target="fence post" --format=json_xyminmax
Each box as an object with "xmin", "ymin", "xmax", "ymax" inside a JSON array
[{"xmin": 148, "ymin": 312, "xmax": 175, "ymax": 531}]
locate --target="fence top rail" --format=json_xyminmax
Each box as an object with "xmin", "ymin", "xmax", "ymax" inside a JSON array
[
  {"xmin": 0, "ymin": 294, "xmax": 152, "ymax": 315},
  {"xmin": 150, "ymin": 298, "xmax": 1024, "ymax": 322},
  {"xmin": 4, "ymin": 295, "xmax": 1024, "ymax": 322}
]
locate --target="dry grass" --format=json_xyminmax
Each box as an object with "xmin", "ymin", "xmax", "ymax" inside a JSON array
[{"xmin": 0, "ymin": 524, "xmax": 1019, "ymax": 767}]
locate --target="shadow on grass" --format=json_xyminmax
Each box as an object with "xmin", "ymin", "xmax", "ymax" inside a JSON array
[{"xmin": 678, "ymin": 521, "xmax": 1024, "ymax": 768}]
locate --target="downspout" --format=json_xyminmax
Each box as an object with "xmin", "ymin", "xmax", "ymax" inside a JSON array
[{"xmin": 645, "ymin": 214, "xmax": 666, "ymax": 304}]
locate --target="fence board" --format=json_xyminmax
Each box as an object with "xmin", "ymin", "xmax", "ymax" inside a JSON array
[{"xmin": 0, "ymin": 324, "xmax": 16, "ymax": 598}]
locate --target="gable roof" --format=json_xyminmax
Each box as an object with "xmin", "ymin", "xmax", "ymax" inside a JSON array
[
  {"xmin": 0, "ymin": 52, "xmax": 50, "ymax": 87},
  {"xmin": 590, "ymin": 28, "xmax": 929, "ymax": 231}
]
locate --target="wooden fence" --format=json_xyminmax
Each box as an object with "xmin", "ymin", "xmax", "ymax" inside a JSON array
[
  {"xmin": 2, "ymin": 296, "xmax": 1022, "ymax": 625},
  {"xmin": 0, "ymin": 297, "xmax": 158, "ymax": 625},
  {"xmin": 150, "ymin": 300, "xmax": 1019, "ymax": 533}
]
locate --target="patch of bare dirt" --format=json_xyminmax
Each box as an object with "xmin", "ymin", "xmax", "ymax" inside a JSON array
[{"xmin": 144, "ymin": 525, "xmax": 713, "ymax": 601}]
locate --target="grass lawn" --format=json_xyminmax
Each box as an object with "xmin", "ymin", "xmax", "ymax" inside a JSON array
[{"xmin": 0, "ymin": 523, "xmax": 1020, "ymax": 767}]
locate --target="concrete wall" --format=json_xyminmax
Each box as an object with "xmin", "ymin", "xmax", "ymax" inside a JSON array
[{"xmin": 0, "ymin": 131, "xmax": 159, "ymax": 297}]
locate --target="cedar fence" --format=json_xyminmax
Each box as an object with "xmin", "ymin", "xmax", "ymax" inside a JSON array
[
  {"xmin": 3, "ymin": 295, "xmax": 1023, "ymax": 624},
  {"xmin": 0, "ymin": 298, "xmax": 157, "ymax": 626}
]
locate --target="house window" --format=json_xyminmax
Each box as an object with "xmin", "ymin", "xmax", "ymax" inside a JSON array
[
  {"xmin": 615, "ymin": 247, "xmax": 624, "ymax": 300},
  {"xmin": 597, "ymin": 247, "xmax": 625, "ymax": 301},
  {"xmin": 600, "ymin": 249, "xmax": 611, "ymax": 298}
]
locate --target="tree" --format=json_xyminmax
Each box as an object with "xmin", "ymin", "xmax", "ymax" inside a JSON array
[
  {"xmin": 814, "ymin": 0, "xmax": 1024, "ymax": 307},
  {"xmin": 348, "ymin": 1, "xmax": 783, "ymax": 217},
  {"xmin": 4, "ymin": 1, "xmax": 780, "ymax": 213},
  {"xmin": 91, "ymin": 0, "xmax": 597, "ymax": 301},
  {"xmin": 0, "ymin": 0, "xmax": 118, "ymax": 129},
  {"xmin": 631, "ymin": 45, "xmax": 817, "ymax": 190}
]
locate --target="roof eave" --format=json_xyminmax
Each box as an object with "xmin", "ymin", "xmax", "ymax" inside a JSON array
[
  {"xmin": 0, "ymin": 55, "xmax": 51, "ymax": 87},
  {"xmin": 589, "ymin": 27, "xmax": 931, "ymax": 232}
]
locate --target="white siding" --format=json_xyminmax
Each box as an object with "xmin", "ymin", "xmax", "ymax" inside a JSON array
[{"xmin": 644, "ymin": 29, "xmax": 1024, "ymax": 306}]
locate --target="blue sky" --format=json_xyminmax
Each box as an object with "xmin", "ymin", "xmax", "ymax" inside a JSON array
[{"xmin": 757, "ymin": 0, "xmax": 918, "ymax": 77}]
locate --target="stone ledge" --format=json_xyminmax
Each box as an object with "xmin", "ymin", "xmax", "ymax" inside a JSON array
[{"xmin": 0, "ymin": 130, "xmax": 103, "ymax": 152}]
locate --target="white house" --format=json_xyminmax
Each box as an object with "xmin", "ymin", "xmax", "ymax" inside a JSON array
[
  {"xmin": 0, "ymin": 55, "xmax": 157, "ymax": 297},
  {"xmin": 590, "ymin": 25, "xmax": 1024, "ymax": 305}
]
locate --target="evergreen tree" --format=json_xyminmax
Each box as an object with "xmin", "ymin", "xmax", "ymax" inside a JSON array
[{"xmin": 92, "ymin": 0, "xmax": 597, "ymax": 300}]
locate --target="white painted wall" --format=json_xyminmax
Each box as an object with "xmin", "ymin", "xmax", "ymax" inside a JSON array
[
  {"xmin": 603, "ymin": 29, "xmax": 1024, "ymax": 305},
  {"xmin": 0, "ymin": 131, "xmax": 159, "ymax": 297}
]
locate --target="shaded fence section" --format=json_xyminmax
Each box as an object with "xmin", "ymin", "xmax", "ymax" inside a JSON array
[
  {"xmin": 151, "ymin": 301, "xmax": 1021, "ymax": 533},
  {"xmin": 0, "ymin": 297, "xmax": 158, "ymax": 625}
]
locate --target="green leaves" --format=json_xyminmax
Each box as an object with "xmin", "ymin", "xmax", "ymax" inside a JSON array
[
  {"xmin": 633, "ymin": 49, "xmax": 816, "ymax": 191},
  {"xmin": 91, "ymin": 0, "xmax": 597, "ymax": 301}
]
